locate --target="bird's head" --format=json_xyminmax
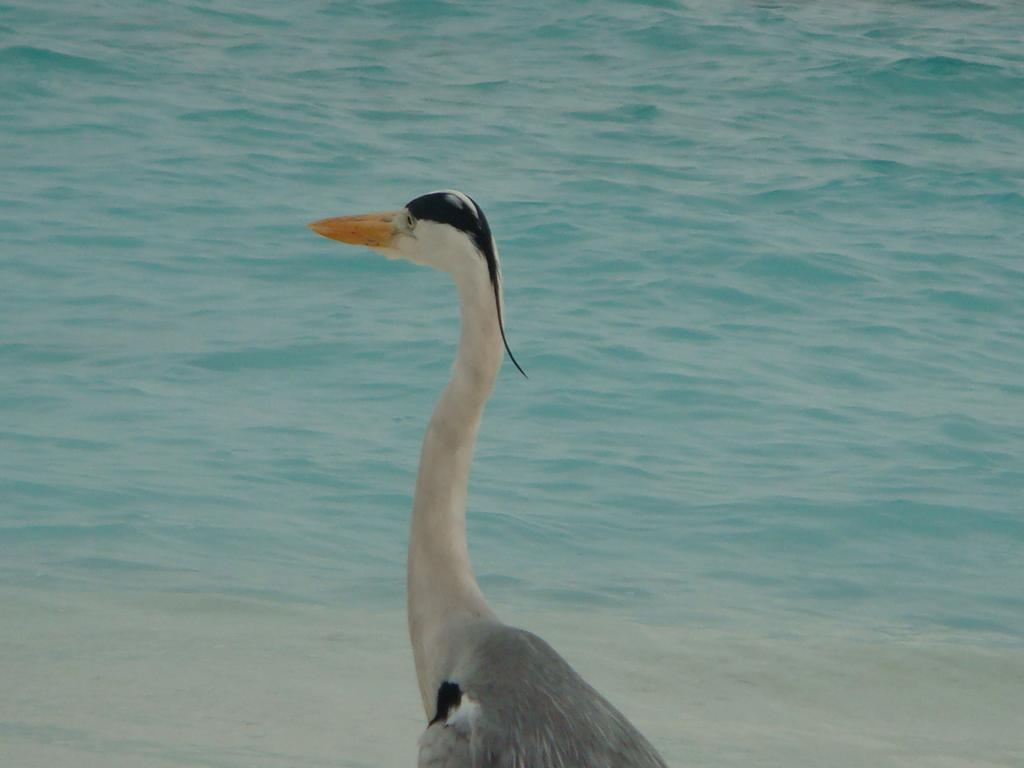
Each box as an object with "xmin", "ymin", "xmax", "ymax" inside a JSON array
[
  {"xmin": 309, "ymin": 190, "xmax": 525, "ymax": 377},
  {"xmin": 309, "ymin": 190, "xmax": 494, "ymax": 273}
]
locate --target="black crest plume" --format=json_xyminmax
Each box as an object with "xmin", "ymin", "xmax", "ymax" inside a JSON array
[{"xmin": 405, "ymin": 192, "xmax": 527, "ymax": 378}]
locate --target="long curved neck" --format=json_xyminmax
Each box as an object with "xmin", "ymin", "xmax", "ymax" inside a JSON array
[{"xmin": 407, "ymin": 265, "xmax": 503, "ymax": 715}]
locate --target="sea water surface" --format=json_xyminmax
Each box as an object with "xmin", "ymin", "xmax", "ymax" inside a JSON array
[{"xmin": 1, "ymin": 1, "xmax": 1023, "ymax": 766}]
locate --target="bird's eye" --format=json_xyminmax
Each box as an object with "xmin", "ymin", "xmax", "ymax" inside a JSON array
[{"xmin": 403, "ymin": 212, "xmax": 416, "ymax": 231}]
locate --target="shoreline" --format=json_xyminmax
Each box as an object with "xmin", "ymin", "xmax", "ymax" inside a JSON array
[{"xmin": 1, "ymin": 586, "xmax": 1019, "ymax": 767}]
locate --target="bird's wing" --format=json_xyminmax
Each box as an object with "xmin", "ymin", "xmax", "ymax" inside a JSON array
[{"xmin": 418, "ymin": 624, "xmax": 667, "ymax": 768}]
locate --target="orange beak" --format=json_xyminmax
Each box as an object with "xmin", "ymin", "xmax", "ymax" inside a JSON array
[{"xmin": 308, "ymin": 211, "xmax": 400, "ymax": 248}]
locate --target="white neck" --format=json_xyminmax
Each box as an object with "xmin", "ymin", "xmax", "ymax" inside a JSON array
[{"xmin": 407, "ymin": 261, "xmax": 503, "ymax": 715}]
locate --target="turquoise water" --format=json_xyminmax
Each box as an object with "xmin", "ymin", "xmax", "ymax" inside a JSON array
[{"xmin": 2, "ymin": 1, "xmax": 1023, "ymax": 765}]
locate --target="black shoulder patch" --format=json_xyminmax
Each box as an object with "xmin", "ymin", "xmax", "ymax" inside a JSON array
[{"xmin": 430, "ymin": 680, "xmax": 462, "ymax": 725}]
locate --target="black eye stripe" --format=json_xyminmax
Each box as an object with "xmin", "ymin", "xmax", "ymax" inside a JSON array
[{"xmin": 405, "ymin": 192, "xmax": 492, "ymax": 261}]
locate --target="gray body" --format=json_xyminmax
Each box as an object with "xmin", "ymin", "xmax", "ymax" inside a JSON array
[{"xmin": 418, "ymin": 621, "xmax": 669, "ymax": 768}]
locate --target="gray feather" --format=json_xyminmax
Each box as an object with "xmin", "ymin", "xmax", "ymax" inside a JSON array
[
  {"xmin": 418, "ymin": 622, "xmax": 668, "ymax": 768},
  {"xmin": 419, "ymin": 720, "xmax": 471, "ymax": 768}
]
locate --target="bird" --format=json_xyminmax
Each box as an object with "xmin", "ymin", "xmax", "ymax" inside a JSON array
[{"xmin": 309, "ymin": 190, "xmax": 668, "ymax": 768}]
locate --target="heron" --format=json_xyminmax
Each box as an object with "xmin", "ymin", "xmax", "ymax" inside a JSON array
[{"xmin": 309, "ymin": 191, "xmax": 668, "ymax": 768}]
